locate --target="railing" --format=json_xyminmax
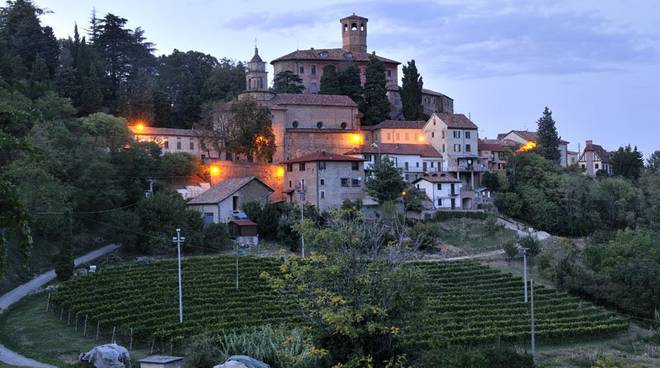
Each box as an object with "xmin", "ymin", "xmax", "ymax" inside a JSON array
[{"xmin": 446, "ymin": 163, "xmax": 488, "ymax": 172}]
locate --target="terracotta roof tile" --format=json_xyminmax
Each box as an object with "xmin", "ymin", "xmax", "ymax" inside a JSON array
[
  {"xmin": 285, "ymin": 151, "xmax": 364, "ymax": 164},
  {"xmin": 268, "ymin": 93, "xmax": 358, "ymax": 107},
  {"xmin": 345, "ymin": 143, "xmax": 441, "ymax": 157},
  {"xmin": 363, "ymin": 120, "xmax": 427, "ymax": 130},
  {"xmin": 130, "ymin": 126, "xmax": 197, "ymax": 137},
  {"xmin": 478, "ymin": 139, "xmax": 511, "ymax": 152},
  {"xmin": 435, "ymin": 113, "xmax": 478, "ymax": 130},
  {"xmin": 498, "ymin": 130, "xmax": 569, "ymax": 145},
  {"xmin": 271, "ymin": 48, "xmax": 400, "ymax": 65},
  {"xmin": 413, "ymin": 173, "xmax": 461, "ymax": 184},
  {"xmin": 188, "ymin": 176, "xmax": 273, "ymax": 205}
]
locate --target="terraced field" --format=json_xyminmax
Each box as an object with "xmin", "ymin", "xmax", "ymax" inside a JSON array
[{"xmin": 50, "ymin": 256, "xmax": 627, "ymax": 347}]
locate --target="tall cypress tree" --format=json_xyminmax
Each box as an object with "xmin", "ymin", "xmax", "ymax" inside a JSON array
[
  {"xmin": 536, "ymin": 107, "xmax": 561, "ymax": 164},
  {"xmin": 338, "ymin": 63, "xmax": 363, "ymax": 106},
  {"xmin": 401, "ymin": 60, "xmax": 425, "ymax": 120},
  {"xmin": 320, "ymin": 65, "xmax": 341, "ymax": 95},
  {"xmin": 362, "ymin": 55, "xmax": 390, "ymax": 125}
]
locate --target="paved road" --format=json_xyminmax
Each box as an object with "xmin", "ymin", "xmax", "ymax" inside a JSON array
[{"xmin": 0, "ymin": 244, "xmax": 120, "ymax": 367}]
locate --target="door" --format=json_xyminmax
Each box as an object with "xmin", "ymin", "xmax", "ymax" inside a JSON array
[
  {"xmin": 232, "ymin": 196, "xmax": 239, "ymax": 211},
  {"xmin": 451, "ymin": 198, "xmax": 456, "ymax": 209}
]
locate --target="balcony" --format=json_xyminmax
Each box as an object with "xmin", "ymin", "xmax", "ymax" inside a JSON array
[{"xmin": 446, "ymin": 163, "xmax": 488, "ymax": 172}]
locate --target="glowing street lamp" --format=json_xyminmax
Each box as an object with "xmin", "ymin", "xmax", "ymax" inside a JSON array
[
  {"xmin": 209, "ymin": 165, "xmax": 220, "ymax": 177},
  {"xmin": 417, "ymin": 135, "xmax": 425, "ymax": 142},
  {"xmin": 350, "ymin": 133, "xmax": 363, "ymax": 144}
]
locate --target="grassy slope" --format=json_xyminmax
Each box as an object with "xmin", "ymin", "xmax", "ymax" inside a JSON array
[
  {"xmin": 0, "ymin": 292, "xmax": 148, "ymax": 367},
  {"xmin": 435, "ymin": 218, "xmax": 518, "ymax": 250}
]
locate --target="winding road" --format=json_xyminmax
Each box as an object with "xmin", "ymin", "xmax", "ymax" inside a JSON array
[{"xmin": 0, "ymin": 244, "xmax": 120, "ymax": 367}]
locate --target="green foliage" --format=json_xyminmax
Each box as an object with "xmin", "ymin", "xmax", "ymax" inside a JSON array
[
  {"xmin": 638, "ymin": 171, "xmax": 660, "ymax": 231},
  {"xmin": 366, "ymin": 158, "xmax": 406, "ymax": 204},
  {"xmin": 338, "ymin": 64, "xmax": 364, "ymax": 106},
  {"xmin": 403, "ymin": 186, "xmax": 425, "ymax": 212},
  {"xmin": 420, "ymin": 346, "xmax": 534, "ymax": 368},
  {"xmin": 362, "ymin": 55, "xmax": 391, "ymax": 125},
  {"xmin": 203, "ymin": 58, "xmax": 246, "ymax": 102},
  {"xmin": 411, "ymin": 222, "xmax": 439, "ymax": 250},
  {"xmin": 432, "ymin": 211, "xmax": 489, "ymax": 221},
  {"xmin": 481, "ymin": 171, "xmax": 506, "ymax": 192},
  {"xmin": 519, "ymin": 235, "xmax": 541, "ymax": 256},
  {"xmin": 229, "ymin": 98, "xmax": 275, "ymax": 162},
  {"xmin": 319, "ymin": 65, "xmax": 341, "ymax": 95},
  {"xmin": 535, "ymin": 107, "xmax": 561, "ymax": 164},
  {"xmin": 646, "ymin": 150, "xmax": 660, "ymax": 171},
  {"xmin": 159, "ymin": 152, "xmax": 201, "ymax": 177},
  {"xmin": 400, "ymin": 60, "xmax": 425, "ymax": 120},
  {"xmin": 202, "ymin": 223, "xmax": 230, "ymax": 251},
  {"xmin": 503, "ymin": 239, "xmax": 519, "ymax": 260},
  {"xmin": 273, "ymin": 70, "xmax": 304, "ymax": 93},
  {"xmin": 611, "ymin": 144, "xmax": 644, "ymax": 179}
]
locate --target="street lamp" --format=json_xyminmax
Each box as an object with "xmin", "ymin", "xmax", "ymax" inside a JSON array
[{"xmin": 172, "ymin": 228, "xmax": 185, "ymax": 323}]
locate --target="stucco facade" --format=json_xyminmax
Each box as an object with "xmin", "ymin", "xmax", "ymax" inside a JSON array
[
  {"xmin": 188, "ymin": 178, "xmax": 273, "ymax": 224},
  {"xmin": 413, "ymin": 175, "xmax": 463, "ymax": 210}
]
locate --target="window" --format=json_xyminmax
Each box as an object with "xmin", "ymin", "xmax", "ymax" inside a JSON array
[
  {"xmin": 437, "ymin": 198, "xmax": 442, "ymax": 206},
  {"xmin": 341, "ymin": 122, "xmax": 347, "ymax": 129},
  {"xmin": 203, "ymin": 212, "xmax": 214, "ymax": 225},
  {"xmin": 189, "ymin": 141, "xmax": 194, "ymax": 150},
  {"xmin": 364, "ymin": 154, "xmax": 372, "ymax": 161},
  {"xmin": 311, "ymin": 65, "xmax": 316, "ymax": 74},
  {"xmin": 289, "ymin": 180, "xmax": 292, "ymax": 188},
  {"xmin": 431, "ymin": 132, "xmax": 435, "ymax": 138},
  {"xmin": 299, "ymin": 163, "xmax": 306, "ymax": 171},
  {"xmin": 299, "ymin": 66, "xmax": 304, "ymax": 74},
  {"xmin": 454, "ymin": 144, "xmax": 461, "ymax": 152},
  {"xmin": 430, "ymin": 162, "xmax": 434, "ymax": 168},
  {"xmin": 177, "ymin": 141, "xmax": 182, "ymax": 150},
  {"xmin": 442, "ymin": 144, "xmax": 445, "ymax": 153},
  {"xmin": 319, "ymin": 161, "xmax": 326, "ymax": 170},
  {"xmin": 387, "ymin": 70, "xmax": 392, "ymax": 77},
  {"xmin": 453, "ymin": 131, "xmax": 460, "ymax": 138},
  {"xmin": 292, "ymin": 120, "xmax": 299, "ymax": 128},
  {"xmin": 423, "ymin": 162, "xmax": 427, "ymax": 171},
  {"xmin": 351, "ymin": 161, "xmax": 359, "ymax": 170},
  {"xmin": 164, "ymin": 140, "xmax": 169, "ymax": 149},
  {"xmin": 317, "ymin": 121, "xmax": 323, "ymax": 129},
  {"xmin": 320, "ymin": 190, "xmax": 325, "ymax": 199},
  {"xmin": 437, "ymin": 183, "xmax": 442, "ymax": 190},
  {"xmin": 465, "ymin": 131, "xmax": 471, "ymax": 139},
  {"xmin": 320, "ymin": 179, "xmax": 325, "ymax": 186},
  {"xmin": 465, "ymin": 144, "xmax": 471, "ymax": 152},
  {"xmin": 442, "ymin": 130, "xmax": 445, "ymax": 139},
  {"xmin": 310, "ymin": 81, "xmax": 318, "ymax": 94},
  {"xmin": 232, "ymin": 196, "xmax": 239, "ymax": 211},
  {"xmin": 287, "ymin": 163, "xmax": 293, "ymax": 172},
  {"xmin": 416, "ymin": 162, "xmax": 420, "ymax": 168},
  {"xmin": 595, "ymin": 163, "xmax": 599, "ymax": 169},
  {"xmin": 351, "ymin": 178, "xmax": 360, "ymax": 187},
  {"xmin": 404, "ymin": 162, "xmax": 409, "ymax": 171},
  {"xmin": 341, "ymin": 178, "xmax": 349, "ymax": 187}
]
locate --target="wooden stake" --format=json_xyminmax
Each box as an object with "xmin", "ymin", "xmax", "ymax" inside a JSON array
[
  {"xmin": 96, "ymin": 321, "xmax": 100, "ymax": 340},
  {"xmin": 46, "ymin": 293, "xmax": 51, "ymax": 312},
  {"xmin": 150, "ymin": 338, "xmax": 155, "ymax": 354},
  {"xmin": 129, "ymin": 328, "xmax": 133, "ymax": 350},
  {"xmin": 83, "ymin": 315, "xmax": 88, "ymax": 336},
  {"xmin": 67, "ymin": 309, "xmax": 71, "ymax": 325},
  {"xmin": 111, "ymin": 326, "xmax": 116, "ymax": 343},
  {"xmin": 59, "ymin": 307, "xmax": 64, "ymax": 320}
]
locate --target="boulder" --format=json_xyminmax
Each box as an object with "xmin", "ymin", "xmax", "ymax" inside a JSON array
[
  {"xmin": 80, "ymin": 343, "xmax": 131, "ymax": 368},
  {"xmin": 213, "ymin": 355, "xmax": 269, "ymax": 368}
]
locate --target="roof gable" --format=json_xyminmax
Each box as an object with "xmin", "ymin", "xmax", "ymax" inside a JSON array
[
  {"xmin": 271, "ymin": 48, "xmax": 400, "ymax": 65},
  {"xmin": 187, "ymin": 176, "xmax": 273, "ymax": 205},
  {"xmin": 433, "ymin": 113, "xmax": 478, "ymax": 130}
]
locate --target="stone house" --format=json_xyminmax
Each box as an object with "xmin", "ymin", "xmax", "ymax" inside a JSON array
[
  {"xmin": 478, "ymin": 139, "xmax": 511, "ymax": 172},
  {"xmin": 413, "ymin": 174, "xmax": 464, "ymax": 210},
  {"xmin": 345, "ymin": 143, "xmax": 442, "ymax": 182},
  {"xmin": 578, "ymin": 140, "xmax": 613, "ymax": 176},
  {"xmin": 497, "ymin": 130, "xmax": 570, "ymax": 167},
  {"xmin": 187, "ymin": 176, "xmax": 273, "ymax": 224},
  {"xmin": 284, "ymin": 151, "xmax": 365, "ymax": 211},
  {"xmin": 129, "ymin": 125, "xmax": 219, "ymax": 159}
]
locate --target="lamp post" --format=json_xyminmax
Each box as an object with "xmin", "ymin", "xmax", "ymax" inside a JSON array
[
  {"xmin": 172, "ymin": 228, "xmax": 185, "ymax": 323},
  {"xmin": 517, "ymin": 245, "xmax": 529, "ymax": 303},
  {"xmin": 401, "ymin": 191, "xmax": 407, "ymax": 222}
]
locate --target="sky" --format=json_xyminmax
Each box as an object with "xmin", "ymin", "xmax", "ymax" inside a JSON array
[{"xmin": 34, "ymin": 0, "xmax": 660, "ymax": 156}]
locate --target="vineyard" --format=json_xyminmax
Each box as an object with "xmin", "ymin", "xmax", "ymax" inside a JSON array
[{"xmin": 50, "ymin": 256, "xmax": 628, "ymax": 349}]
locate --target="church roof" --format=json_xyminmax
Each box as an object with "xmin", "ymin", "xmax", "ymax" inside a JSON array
[
  {"xmin": 271, "ymin": 48, "xmax": 400, "ymax": 65},
  {"xmin": 250, "ymin": 47, "xmax": 264, "ymax": 63},
  {"xmin": 265, "ymin": 93, "xmax": 358, "ymax": 108}
]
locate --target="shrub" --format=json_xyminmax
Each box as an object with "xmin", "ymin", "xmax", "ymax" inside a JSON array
[
  {"xmin": 519, "ymin": 235, "xmax": 541, "ymax": 257},
  {"xmin": 433, "ymin": 211, "xmax": 488, "ymax": 221},
  {"xmin": 503, "ymin": 239, "xmax": 518, "ymax": 260},
  {"xmin": 411, "ymin": 222, "xmax": 439, "ymax": 250},
  {"xmin": 420, "ymin": 346, "xmax": 534, "ymax": 368},
  {"xmin": 203, "ymin": 223, "xmax": 230, "ymax": 251}
]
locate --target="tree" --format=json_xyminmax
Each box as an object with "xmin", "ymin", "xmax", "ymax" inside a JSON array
[
  {"xmin": 54, "ymin": 210, "xmax": 74, "ymax": 281},
  {"xmin": 646, "ymin": 150, "xmax": 660, "ymax": 171},
  {"xmin": 159, "ymin": 152, "xmax": 201, "ymax": 178},
  {"xmin": 535, "ymin": 107, "xmax": 561, "ymax": 164},
  {"xmin": 338, "ymin": 63, "xmax": 363, "ymax": 106},
  {"xmin": 481, "ymin": 171, "xmax": 506, "ymax": 192},
  {"xmin": 366, "ymin": 158, "xmax": 407, "ymax": 204},
  {"xmin": 400, "ymin": 60, "xmax": 425, "ymax": 120},
  {"xmin": 194, "ymin": 101, "xmax": 234, "ymax": 159},
  {"xmin": 610, "ymin": 144, "xmax": 644, "ymax": 179},
  {"xmin": 229, "ymin": 98, "xmax": 275, "ymax": 162},
  {"xmin": 272, "ymin": 70, "xmax": 304, "ymax": 94},
  {"xmin": 362, "ymin": 55, "xmax": 391, "ymax": 125},
  {"xmin": 319, "ymin": 65, "xmax": 341, "ymax": 95},
  {"xmin": 203, "ymin": 58, "xmax": 246, "ymax": 102},
  {"xmin": 262, "ymin": 208, "xmax": 420, "ymax": 366}
]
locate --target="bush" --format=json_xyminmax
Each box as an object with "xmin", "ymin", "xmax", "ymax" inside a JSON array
[
  {"xmin": 411, "ymin": 222, "xmax": 439, "ymax": 250},
  {"xmin": 485, "ymin": 215, "xmax": 500, "ymax": 233},
  {"xmin": 183, "ymin": 335, "xmax": 223, "ymax": 368},
  {"xmin": 420, "ymin": 346, "xmax": 534, "ymax": 368},
  {"xmin": 433, "ymin": 211, "xmax": 488, "ymax": 221},
  {"xmin": 203, "ymin": 223, "xmax": 230, "ymax": 251},
  {"xmin": 519, "ymin": 235, "xmax": 541, "ymax": 257},
  {"xmin": 503, "ymin": 239, "xmax": 518, "ymax": 260}
]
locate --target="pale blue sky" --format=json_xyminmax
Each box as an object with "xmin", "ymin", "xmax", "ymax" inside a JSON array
[{"xmin": 35, "ymin": 0, "xmax": 660, "ymax": 156}]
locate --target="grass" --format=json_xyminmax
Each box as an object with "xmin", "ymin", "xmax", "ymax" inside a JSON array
[
  {"xmin": 434, "ymin": 217, "xmax": 518, "ymax": 250},
  {"xmin": 0, "ymin": 292, "xmax": 148, "ymax": 367}
]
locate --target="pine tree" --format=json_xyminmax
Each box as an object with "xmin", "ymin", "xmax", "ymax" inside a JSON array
[
  {"xmin": 54, "ymin": 210, "xmax": 74, "ymax": 281},
  {"xmin": 536, "ymin": 107, "xmax": 561, "ymax": 164},
  {"xmin": 338, "ymin": 63, "xmax": 363, "ymax": 106},
  {"xmin": 27, "ymin": 53, "xmax": 51, "ymax": 98},
  {"xmin": 401, "ymin": 60, "xmax": 425, "ymax": 120},
  {"xmin": 79, "ymin": 62, "xmax": 103, "ymax": 115},
  {"xmin": 320, "ymin": 65, "xmax": 341, "ymax": 95},
  {"xmin": 611, "ymin": 145, "xmax": 644, "ymax": 179},
  {"xmin": 362, "ymin": 55, "xmax": 391, "ymax": 125}
]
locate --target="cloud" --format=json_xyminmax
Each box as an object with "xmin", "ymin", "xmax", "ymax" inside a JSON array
[{"xmin": 225, "ymin": 0, "xmax": 660, "ymax": 78}]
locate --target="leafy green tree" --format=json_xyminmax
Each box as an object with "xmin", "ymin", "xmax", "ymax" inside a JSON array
[
  {"xmin": 400, "ymin": 59, "xmax": 425, "ymax": 120},
  {"xmin": 481, "ymin": 171, "xmax": 506, "ymax": 192},
  {"xmin": 366, "ymin": 158, "xmax": 406, "ymax": 204},
  {"xmin": 272, "ymin": 70, "xmax": 304, "ymax": 93},
  {"xmin": 202, "ymin": 223, "xmax": 230, "ymax": 252},
  {"xmin": 229, "ymin": 98, "xmax": 275, "ymax": 162},
  {"xmin": 54, "ymin": 210, "xmax": 74, "ymax": 281},
  {"xmin": 319, "ymin": 65, "xmax": 341, "ymax": 95},
  {"xmin": 362, "ymin": 55, "xmax": 390, "ymax": 125},
  {"xmin": 338, "ymin": 63, "xmax": 363, "ymax": 106},
  {"xmin": 611, "ymin": 144, "xmax": 644, "ymax": 179},
  {"xmin": 159, "ymin": 152, "xmax": 201, "ymax": 178},
  {"xmin": 646, "ymin": 150, "xmax": 660, "ymax": 171},
  {"xmin": 203, "ymin": 58, "xmax": 246, "ymax": 102},
  {"xmin": 639, "ymin": 171, "xmax": 660, "ymax": 231},
  {"xmin": 595, "ymin": 177, "xmax": 641, "ymax": 229},
  {"xmin": 535, "ymin": 106, "xmax": 561, "ymax": 164}
]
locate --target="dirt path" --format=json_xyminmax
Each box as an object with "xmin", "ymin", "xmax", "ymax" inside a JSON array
[{"xmin": 0, "ymin": 244, "xmax": 120, "ymax": 367}]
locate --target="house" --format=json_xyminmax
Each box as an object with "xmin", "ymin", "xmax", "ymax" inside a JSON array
[
  {"xmin": 284, "ymin": 151, "xmax": 365, "ymax": 211},
  {"xmin": 361, "ymin": 120, "xmax": 427, "ymax": 145},
  {"xmin": 578, "ymin": 140, "xmax": 613, "ymax": 176},
  {"xmin": 345, "ymin": 143, "xmax": 442, "ymax": 182},
  {"xmin": 129, "ymin": 125, "xmax": 219, "ymax": 159},
  {"xmin": 413, "ymin": 174, "xmax": 464, "ymax": 210},
  {"xmin": 478, "ymin": 139, "xmax": 511, "ymax": 172},
  {"xmin": 187, "ymin": 176, "xmax": 273, "ymax": 224},
  {"xmin": 229, "ymin": 219, "xmax": 259, "ymax": 245},
  {"xmin": 567, "ymin": 151, "xmax": 579, "ymax": 166},
  {"xmin": 497, "ymin": 130, "xmax": 570, "ymax": 167}
]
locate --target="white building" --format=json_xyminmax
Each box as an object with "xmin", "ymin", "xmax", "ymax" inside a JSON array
[
  {"xmin": 129, "ymin": 125, "xmax": 218, "ymax": 159},
  {"xmin": 345, "ymin": 143, "xmax": 442, "ymax": 182},
  {"xmin": 187, "ymin": 176, "xmax": 273, "ymax": 224},
  {"xmin": 578, "ymin": 140, "xmax": 613, "ymax": 177},
  {"xmin": 497, "ymin": 130, "xmax": 570, "ymax": 167},
  {"xmin": 413, "ymin": 174, "xmax": 464, "ymax": 210}
]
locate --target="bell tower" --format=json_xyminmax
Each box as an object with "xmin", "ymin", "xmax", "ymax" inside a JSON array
[
  {"xmin": 340, "ymin": 14, "xmax": 368, "ymax": 53},
  {"xmin": 246, "ymin": 46, "xmax": 268, "ymax": 91}
]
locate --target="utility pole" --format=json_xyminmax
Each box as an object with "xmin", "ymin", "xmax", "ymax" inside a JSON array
[
  {"xmin": 172, "ymin": 228, "xmax": 185, "ymax": 323},
  {"xmin": 519, "ymin": 246, "xmax": 529, "ymax": 303},
  {"xmin": 530, "ymin": 278, "xmax": 536, "ymax": 355}
]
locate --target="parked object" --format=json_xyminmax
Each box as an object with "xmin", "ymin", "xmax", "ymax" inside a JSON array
[
  {"xmin": 138, "ymin": 355, "xmax": 183, "ymax": 368},
  {"xmin": 232, "ymin": 210, "xmax": 248, "ymax": 219},
  {"xmin": 229, "ymin": 220, "xmax": 259, "ymax": 246},
  {"xmin": 80, "ymin": 344, "xmax": 131, "ymax": 368},
  {"xmin": 213, "ymin": 356, "xmax": 269, "ymax": 368}
]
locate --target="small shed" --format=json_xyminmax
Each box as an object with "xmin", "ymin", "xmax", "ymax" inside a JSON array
[
  {"xmin": 229, "ymin": 219, "xmax": 259, "ymax": 246},
  {"xmin": 139, "ymin": 355, "xmax": 183, "ymax": 368}
]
